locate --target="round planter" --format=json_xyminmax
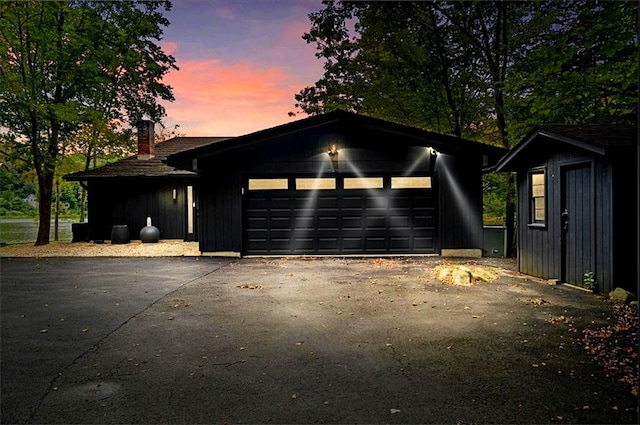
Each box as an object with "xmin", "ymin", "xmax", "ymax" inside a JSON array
[
  {"xmin": 111, "ymin": 225, "xmax": 130, "ymax": 244},
  {"xmin": 140, "ymin": 225, "xmax": 160, "ymax": 243}
]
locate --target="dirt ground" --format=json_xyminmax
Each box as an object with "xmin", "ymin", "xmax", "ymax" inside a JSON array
[
  {"xmin": 2, "ymin": 255, "xmax": 637, "ymax": 424},
  {"xmin": 0, "ymin": 240, "xmax": 202, "ymax": 257}
]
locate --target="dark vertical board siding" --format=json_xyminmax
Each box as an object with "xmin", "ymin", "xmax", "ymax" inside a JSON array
[
  {"xmin": 595, "ymin": 160, "xmax": 612, "ymax": 293},
  {"xmin": 228, "ymin": 176, "xmax": 242, "ymax": 252},
  {"xmin": 87, "ymin": 180, "xmax": 186, "ymax": 241},
  {"xmin": 198, "ymin": 171, "xmax": 242, "ymax": 253},
  {"xmin": 518, "ymin": 155, "xmax": 561, "ymax": 282},
  {"xmin": 611, "ymin": 148, "xmax": 638, "ymax": 293},
  {"xmin": 434, "ymin": 154, "xmax": 482, "ymax": 250}
]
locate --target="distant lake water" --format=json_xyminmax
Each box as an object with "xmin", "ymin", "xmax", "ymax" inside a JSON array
[{"xmin": 0, "ymin": 218, "xmax": 75, "ymax": 245}]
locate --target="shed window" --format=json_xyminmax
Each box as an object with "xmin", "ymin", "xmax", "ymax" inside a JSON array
[{"xmin": 529, "ymin": 170, "xmax": 546, "ymax": 224}]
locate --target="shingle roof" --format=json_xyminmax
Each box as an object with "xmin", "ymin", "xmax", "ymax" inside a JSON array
[
  {"xmin": 495, "ymin": 124, "xmax": 638, "ymax": 172},
  {"xmin": 537, "ymin": 125, "xmax": 637, "ymax": 147},
  {"xmin": 64, "ymin": 137, "xmax": 231, "ymax": 180}
]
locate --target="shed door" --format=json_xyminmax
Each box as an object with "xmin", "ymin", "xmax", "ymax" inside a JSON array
[
  {"xmin": 243, "ymin": 176, "xmax": 436, "ymax": 255},
  {"xmin": 561, "ymin": 163, "xmax": 593, "ymax": 287}
]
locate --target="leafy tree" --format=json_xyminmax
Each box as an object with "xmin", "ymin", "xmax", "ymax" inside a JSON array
[
  {"xmin": 0, "ymin": 1, "xmax": 177, "ymax": 245},
  {"xmin": 65, "ymin": 122, "xmax": 135, "ymax": 222},
  {"xmin": 507, "ymin": 0, "xmax": 638, "ymax": 137},
  {"xmin": 0, "ymin": 137, "xmax": 36, "ymax": 216}
]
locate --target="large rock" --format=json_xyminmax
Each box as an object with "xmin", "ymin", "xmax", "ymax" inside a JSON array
[
  {"xmin": 609, "ymin": 287, "xmax": 637, "ymax": 305},
  {"xmin": 451, "ymin": 268, "xmax": 472, "ymax": 286}
]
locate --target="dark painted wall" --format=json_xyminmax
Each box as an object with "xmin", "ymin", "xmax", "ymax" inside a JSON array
[
  {"xmin": 516, "ymin": 144, "xmax": 637, "ymax": 294},
  {"xmin": 196, "ymin": 123, "xmax": 485, "ymax": 254},
  {"xmin": 610, "ymin": 146, "xmax": 638, "ymax": 292},
  {"xmin": 87, "ymin": 179, "xmax": 190, "ymax": 241},
  {"xmin": 434, "ymin": 154, "xmax": 484, "ymax": 250}
]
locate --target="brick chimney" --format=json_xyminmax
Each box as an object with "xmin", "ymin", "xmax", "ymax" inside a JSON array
[{"xmin": 137, "ymin": 120, "xmax": 155, "ymax": 160}]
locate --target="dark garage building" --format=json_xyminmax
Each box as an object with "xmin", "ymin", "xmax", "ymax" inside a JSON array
[
  {"xmin": 495, "ymin": 125, "xmax": 638, "ymax": 295},
  {"xmin": 165, "ymin": 110, "xmax": 506, "ymax": 256}
]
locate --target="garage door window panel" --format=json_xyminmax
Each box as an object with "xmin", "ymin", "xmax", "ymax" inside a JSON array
[
  {"xmin": 344, "ymin": 177, "xmax": 383, "ymax": 189},
  {"xmin": 248, "ymin": 178, "xmax": 289, "ymax": 190},
  {"xmin": 391, "ymin": 176, "xmax": 432, "ymax": 189},
  {"xmin": 295, "ymin": 178, "xmax": 336, "ymax": 190}
]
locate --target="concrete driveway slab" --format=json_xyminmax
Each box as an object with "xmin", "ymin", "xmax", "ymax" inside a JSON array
[{"xmin": 1, "ymin": 257, "xmax": 637, "ymax": 424}]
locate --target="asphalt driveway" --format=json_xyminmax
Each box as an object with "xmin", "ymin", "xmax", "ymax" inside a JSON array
[{"xmin": 1, "ymin": 256, "xmax": 637, "ymax": 424}]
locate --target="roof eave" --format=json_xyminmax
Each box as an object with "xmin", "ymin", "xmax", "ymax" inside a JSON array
[
  {"xmin": 64, "ymin": 172, "xmax": 199, "ymax": 181},
  {"xmin": 165, "ymin": 110, "xmax": 507, "ymax": 166},
  {"xmin": 495, "ymin": 127, "xmax": 606, "ymax": 172}
]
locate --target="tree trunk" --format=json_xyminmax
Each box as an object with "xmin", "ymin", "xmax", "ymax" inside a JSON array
[
  {"xmin": 34, "ymin": 117, "xmax": 60, "ymax": 246},
  {"xmin": 80, "ymin": 187, "xmax": 86, "ymax": 223},
  {"xmin": 54, "ymin": 178, "xmax": 60, "ymax": 241},
  {"xmin": 35, "ymin": 169, "xmax": 54, "ymax": 246}
]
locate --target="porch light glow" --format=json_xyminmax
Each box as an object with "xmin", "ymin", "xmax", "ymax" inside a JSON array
[{"xmin": 328, "ymin": 144, "xmax": 338, "ymax": 156}]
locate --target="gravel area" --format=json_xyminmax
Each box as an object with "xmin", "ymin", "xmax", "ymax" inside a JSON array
[{"xmin": 0, "ymin": 240, "xmax": 202, "ymax": 257}]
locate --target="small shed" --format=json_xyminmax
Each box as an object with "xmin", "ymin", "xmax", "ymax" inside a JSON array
[
  {"xmin": 495, "ymin": 125, "xmax": 638, "ymax": 294},
  {"xmin": 165, "ymin": 110, "xmax": 506, "ymax": 256}
]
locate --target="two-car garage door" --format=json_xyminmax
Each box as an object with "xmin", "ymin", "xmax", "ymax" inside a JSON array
[{"xmin": 244, "ymin": 175, "xmax": 436, "ymax": 255}]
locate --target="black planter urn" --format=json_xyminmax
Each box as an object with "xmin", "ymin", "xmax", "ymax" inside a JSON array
[
  {"xmin": 111, "ymin": 225, "xmax": 130, "ymax": 244},
  {"xmin": 140, "ymin": 217, "xmax": 160, "ymax": 243}
]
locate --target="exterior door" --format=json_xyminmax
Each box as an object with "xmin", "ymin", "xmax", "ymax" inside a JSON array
[{"xmin": 561, "ymin": 163, "xmax": 593, "ymax": 287}]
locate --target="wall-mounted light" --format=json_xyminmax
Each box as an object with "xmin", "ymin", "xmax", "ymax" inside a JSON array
[
  {"xmin": 172, "ymin": 188, "xmax": 177, "ymax": 201},
  {"xmin": 429, "ymin": 147, "xmax": 439, "ymax": 156},
  {"xmin": 328, "ymin": 144, "xmax": 338, "ymax": 156}
]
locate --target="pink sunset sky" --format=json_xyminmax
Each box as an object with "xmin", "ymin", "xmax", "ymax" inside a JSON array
[{"xmin": 158, "ymin": 0, "xmax": 326, "ymax": 137}]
